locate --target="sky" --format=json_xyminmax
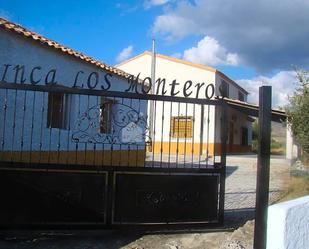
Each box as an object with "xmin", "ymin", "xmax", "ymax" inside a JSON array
[{"xmin": 1, "ymin": 0, "xmax": 308, "ymax": 107}]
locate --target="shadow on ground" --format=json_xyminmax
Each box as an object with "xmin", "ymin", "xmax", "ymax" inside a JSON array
[
  {"xmin": 0, "ymin": 208, "xmax": 255, "ymax": 249},
  {"xmin": 226, "ymin": 166, "xmax": 238, "ymax": 178},
  {"xmin": 224, "ymin": 208, "xmax": 255, "ymax": 229},
  {"xmin": 0, "ymin": 230, "xmax": 143, "ymax": 249}
]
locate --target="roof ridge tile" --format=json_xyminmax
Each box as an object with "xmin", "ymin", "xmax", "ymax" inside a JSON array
[{"xmin": 0, "ymin": 17, "xmax": 130, "ymax": 80}]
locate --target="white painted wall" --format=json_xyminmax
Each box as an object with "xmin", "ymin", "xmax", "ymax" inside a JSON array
[
  {"xmin": 0, "ymin": 29, "xmax": 147, "ymax": 154},
  {"xmin": 267, "ymin": 195, "xmax": 309, "ymax": 249},
  {"xmin": 215, "ymin": 74, "xmax": 251, "ymax": 146},
  {"xmin": 117, "ymin": 53, "xmax": 217, "ymax": 145},
  {"xmin": 118, "ymin": 53, "xmax": 252, "ymax": 150}
]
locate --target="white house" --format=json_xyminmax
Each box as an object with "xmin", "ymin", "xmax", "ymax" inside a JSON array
[
  {"xmin": 0, "ymin": 17, "xmax": 148, "ymax": 166},
  {"xmin": 117, "ymin": 51, "xmax": 252, "ymax": 156}
]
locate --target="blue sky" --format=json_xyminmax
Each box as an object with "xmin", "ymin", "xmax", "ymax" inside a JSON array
[{"xmin": 1, "ymin": 0, "xmax": 308, "ymax": 107}]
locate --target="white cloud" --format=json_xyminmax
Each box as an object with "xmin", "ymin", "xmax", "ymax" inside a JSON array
[
  {"xmin": 152, "ymin": 1, "xmax": 199, "ymax": 40},
  {"xmin": 152, "ymin": 14, "xmax": 197, "ymax": 41},
  {"xmin": 237, "ymin": 71, "xmax": 296, "ymax": 108},
  {"xmin": 151, "ymin": 0, "xmax": 309, "ymax": 71},
  {"xmin": 144, "ymin": 0, "xmax": 171, "ymax": 9},
  {"xmin": 115, "ymin": 3, "xmax": 139, "ymax": 14},
  {"xmin": 183, "ymin": 36, "xmax": 240, "ymax": 66},
  {"xmin": 116, "ymin": 45, "xmax": 134, "ymax": 63}
]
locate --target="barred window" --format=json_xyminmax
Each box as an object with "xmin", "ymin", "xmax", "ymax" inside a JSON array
[
  {"xmin": 220, "ymin": 80, "xmax": 229, "ymax": 98},
  {"xmin": 170, "ymin": 116, "xmax": 193, "ymax": 138},
  {"xmin": 100, "ymin": 97, "xmax": 114, "ymax": 134},
  {"xmin": 47, "ymin": 93, "xmax": 71, "ymax": 129},
  {"xmin": 238, "ymin": 91, "xmax": 245, "ymax": 101}
]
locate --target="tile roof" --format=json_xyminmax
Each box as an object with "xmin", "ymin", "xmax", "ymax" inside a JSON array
[
  {"xmin": 225, "ymin": 97, "xmax": 286, "ymax": 122},
  {"xmin": 0, "ymin": 17, "xmax": 130, "ymax": 79}
]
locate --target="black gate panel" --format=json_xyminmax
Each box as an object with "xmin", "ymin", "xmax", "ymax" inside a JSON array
[
  {"xmin": 112, "ymin": 172, "xmax": 220, "ymax": 225},
  {"xmin": 0, "ymin": 170, "xmax": 107, "ymax": 225},
  {"xmin": 0, "ymin": 82, "xmax": 228, "ymax": 228}
]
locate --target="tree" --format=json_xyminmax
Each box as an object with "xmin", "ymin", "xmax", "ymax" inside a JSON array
[{"xmin": 286, "ymin": 67, "xmax": 309, "ymax": 162}]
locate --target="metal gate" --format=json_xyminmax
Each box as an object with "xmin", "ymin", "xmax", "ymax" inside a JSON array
[{"xmin": 0, "ymin": 81, "xmax": 227, "ymax": 228}]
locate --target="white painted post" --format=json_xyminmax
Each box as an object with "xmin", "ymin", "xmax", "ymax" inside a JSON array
[
  {"xmin": 286, "ymin": 123, "xmax": 298, "ymax": 160},
  {"xmin": 267, "ymin": 195, "xmax": 309, "ymax": 249}
]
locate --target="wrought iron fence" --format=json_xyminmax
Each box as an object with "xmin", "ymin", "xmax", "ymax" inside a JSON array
[
  {"xmin": 0, "ymin": 81, "xmax": 227, "ymax": 227},
  {"xmin": 0, "ymin": 81, "xmax": 227, "ymax": 169}
]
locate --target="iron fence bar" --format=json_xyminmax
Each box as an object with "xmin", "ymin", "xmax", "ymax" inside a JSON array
[
  {"xmin": 110, "ymin": 95, "xmax": 114, "ymax": 167},
  {"xmin": 20, "ymin": 90, "xmax": 27, "ymax": 162},
  {"xmin": 29, "ymin": 91, "xmax": 36, "ymax": 163},
  {"xmin": 75, "ymin": 94, "xmax": 81, "ymax": 165},
  {"xmin": 38, "ymin": 92, "xmax": 45, "ymax": 163},
  {"xmin": 114, "ymin": 98, "xmax": 122, "ymax": 166},
  {"xmin": 191, "ymin": 103, "xmax": 196, "ymax": 168},
  {"xmin": 57, "ymin": 93, "xmax": 63, "ymax": 165},
  {"xmin": 184, "ymin": 102, "xmax": 188, "ymax": 168},
  {"xmin": 106, "ymin": 169, "xmax": 114, "ymax": 226},
  {"xmin": 218, "ymin": 101, "xmax": 228, "ymax": 225},
  {"xmin": 92, "ymin": 132, "xmax": 96, "ymax": 167},
  {"xmin": 101, "ymin": 141, "xmax": 105, "ymax": 166},
  {"xmin": 206, "ymin": 105, "xmax": 210, "ymax": 168},
  {"xmin": 0, "ymin": 81, "xmax": 222, "ymax": 106},
  {"xmin": 151, "ymin": 99, "xmax": 157, "ymax": 168},
  {"xmin": 160, "ymin": 101, "xmax": 165, "ymax": 168},
  {"xmin": 10, "ymin": 90, "xmax": 18, "ymax": 162},
  {"xmin": 176, "ymin": 102, "xmax": 180, "ymax": 167},
  {"xmin": 136, "ymin": 98, "xmax": 142, "ymax": 167},
  {"xmin": 198, "ymin": 105, "xmax": 203, "ymax": 169},
  {"xmin": 66, "ymin": 93, "xmax": 73, "ymax": 166},
  {"xmin": 213, "ymin": 107, "xmax": 217, "ymax": 164},
  {"xmin": 1, "ymin": 89, "xmax": 8, "ymax": 153},
  {"xmin": 127, "ymin": 97, "xmax": 133, "ymax": 167},
  {"xmin": 83, "ymin": 95, "xmax": 90, "ymax": 166},
  {"xmin": 119, "ymin": 97, "xmax": 124, "ymax": 167},
  {"xmin": 110, "ymin": 140, "xmax": 113, "ymax": 167},
  {"xmin": 47, "ymin": 91, "xmax": 54, "ymax": 164},
  {"xmin": 168, "ymin": 101, "xmax": 172, "ymax": 169},
  {"xmin": 93, "ymin": 95, "xmax": 99, "ymax": 167}
]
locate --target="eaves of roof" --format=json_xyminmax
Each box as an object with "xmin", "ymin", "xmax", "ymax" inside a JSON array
[
  {"xmin": 0, "ymin": 17, "xmax": 130, "ymax": 80},
  {"xmin": 225, "ymin": 97, "xmax": 286, "ymax": 122}
]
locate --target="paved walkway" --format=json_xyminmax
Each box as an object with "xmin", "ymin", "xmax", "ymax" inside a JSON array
[
  {"xmin": 145, "ymin": 153, "xmax": 290, "ymax": 210},
  {"xmin": 224, "ymin": 155, "xmax": 289, "ymax": 210}
]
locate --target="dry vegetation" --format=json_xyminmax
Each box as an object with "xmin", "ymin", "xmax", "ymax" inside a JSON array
[{"xmin": 279, "ymin": 175, "xmax": 309, "ymax": 202}]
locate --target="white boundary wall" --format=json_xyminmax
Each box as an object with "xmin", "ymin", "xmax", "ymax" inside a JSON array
[{"xmin": 267, "ymin": 195, "xmax": 309, "ymax": 249}]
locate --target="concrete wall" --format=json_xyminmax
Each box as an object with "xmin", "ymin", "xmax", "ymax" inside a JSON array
[{"xmin": 267, "ymin": 195, "xmax": 309, "ymax": 249}]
